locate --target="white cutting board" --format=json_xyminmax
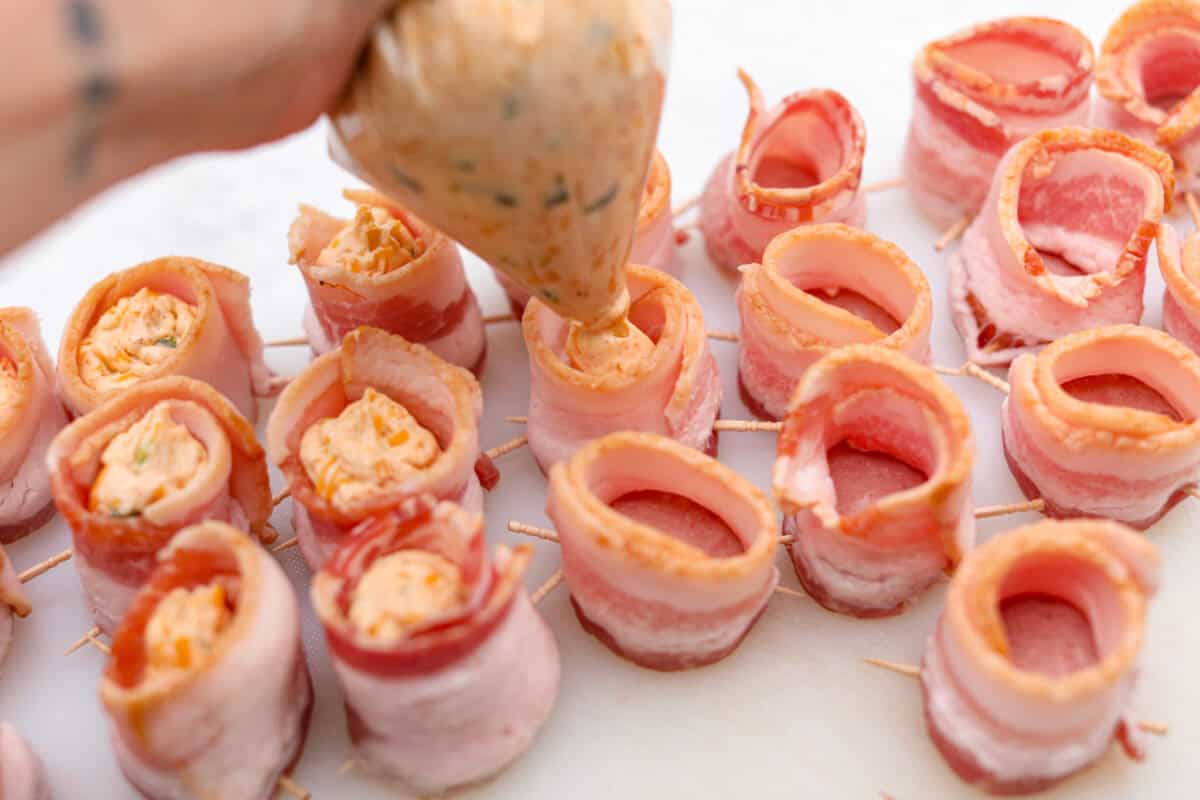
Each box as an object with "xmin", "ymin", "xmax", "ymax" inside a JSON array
[{"xmin": 1, "ymin": 1, "xmax": 1197, "ymax": 797}]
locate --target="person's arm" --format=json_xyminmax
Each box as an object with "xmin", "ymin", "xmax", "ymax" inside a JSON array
[{"xmin": 0, "ymin": 0, "xmax": 391, "ymax": 255}]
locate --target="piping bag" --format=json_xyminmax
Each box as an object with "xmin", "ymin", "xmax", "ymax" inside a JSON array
[{"xmin": 328, "ymin": 1, "xmax": 672, "ymax": 331}]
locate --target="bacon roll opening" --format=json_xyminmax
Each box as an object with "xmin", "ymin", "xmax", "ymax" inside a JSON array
[
  {"xmin": 267, "ymin": 326, "xmax": 485, "ymax": 569},
  {"xmin": 700, "ymin": 70, "xmax": 867, "ymax": 273},
  {"xmin": 0, "ymin": 308, "xmax": 68, "ymax": 543},
  {"xmin": 524, "ymin": 264, "xmax": 721, "ymax": 471},
  {"xmin": 101, "ymin": 522, "xmax": 311, "ymax": 800},
  {"xmin": 289, "ymin": 189, "xmax": 487, "ymax": 374},
  {"xmin": 922, "ymin": 519, "xmax": 1159, "ymax": 794},
  {"xmin": 547, "ymin": 432, "xmax": 778, "ymax": 670},
  {"xmin": 0, "ymin": 723, "xmax": 48, "ymax": 800},
  {"xmin": 1158, "ymin": 222, "xmax": 1200, "ymax": 352},
  {"xmin": 47, "ymin": 376, "xmax": 271, "ymax": 635},
  {"xmin": 949, "ymin": 127, "xmax": 1173, "ymax": 366},
  {"xmin": 904, "ymin": 17, "xmax": 1096, "ymax": 227},
  {"xmin": 313, "ymin": 499, "xmax": 559, "ymax": 794},
  {"xmin": 737, "ymin": 224, "xmax": 932, "ymax": 420},
  {"xmin": 1003, "ymin": 324, "xmax": 1200, "ymax": 528},
  {"xmin": 0, "ymin": 547, "xmax": 32, "ymax": 668},
  {"xmin": 774, "ymin": 345, "xmax": 974, "ymax": 617}
]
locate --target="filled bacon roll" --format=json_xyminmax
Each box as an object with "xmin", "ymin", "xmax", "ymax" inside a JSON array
[
  {"xmin": 288, "ymin": 189, "xmax": 487, "ymax": 373},
  {"xmin": 547, "ymin": 432, "xmax": 778, "ymax": 670},
  {"xmin": 1158, "ymin": 223, "xmax": 1200, "ymax": 352},
  {"xmin": 101, "ymin": 521, "xmax": 312, "ymax": 800},
  {"xmin": 46, "ymin": 376, "xmax": 272, "ymax": 634},
  {"xmin": 0, "ymin": 724, "xmax": 48, "ymax": 800},
  {"xmin": 267, "ymin": 326, "xmax": 485, "ymax": 569},
  {"xmin": 495, "ymin": 151, "xmax": 679, "ymax": 316},
  {"xmin": 737, "ymin": 224, "xmax": 932, "ymax": 421},
  {"xmin": 904, "ymin": 17, "xmax": 1095, "ymax": 227},
  {"xmin": 0, "ymin": 548, "xmax": 31, "ymax": 667},
  {"xmin": 0, "ymin": 308, "xmax": 68, "ymax": 542},
  {"xmin": 1096, "ymin": 0, "xmax": 1200, "ymax": 194},
  {"xmin": 949, "ymin": 127, "xmax": 1173, "ymax": 366},
  {"xmin": 1003, "ymin": 324, "xmax": 1200, "ymax": 528},
  {"xmin": 58, "ymin": 257, "xmax": 275, "ymax": 422},
  {"xmin": 774, "ymin": 346, "xmax": 974, "ymax": 617},
  {"xmin": 922, "ymin": 519, "xmax": 1159, "ymax": 794},
  {"xmin": 312, "ymin": 499, "xmax": 559, "ymax": 795},
  {"xmin": 524, "ymin": 263, "xmax": 720, "ymax": 470},
  {"xmin": 700, "ymin": 71, "xmax": 867, "ymax": 273}
]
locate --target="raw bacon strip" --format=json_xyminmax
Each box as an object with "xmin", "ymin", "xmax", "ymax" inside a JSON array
[
  {"xmin": 774, "ymin": 345, "xmax": 974, "ymax": 617},
  {"xmin": 949, "ymin": 127, "xmax": 1173, "ymax": 366},
  {"xmin": 524, "ymin": 264, "xmax": 721, "ymax": 471},
  {"xmin": 700, "ymin": 71, "xmax": 867, "ymax": 273},
  {"xmin": 546, "ymin": 431, "xmax": 778, "ymax": 670},
  {"xmin": 1158, "ymin": 223, "xmax": 1200, "ymax": 351},
  {"xmin": 904, "ymin": 17, "xmax": 1095, "ymax": 227},
  {"xmin": 1096, "ymin": 0, "xmax": 1200, "ymax": 194},
  {"xmin": 922, "ymin": 519, "xmax": 1159, "ymax": 794},
  {"xmin": 288, "ymin": 189, "xmax": 487, "ymax": 374},
  {"xmin": 266, "ymin": 326, "xmax": 485, "ymax": 569},
  {"xmin": 46, "ymin": 376, "xmax": 271, "ymax": 634},
  {"xmin": 101, "ymin": 522, "xmax": 312, "ymax": 800},
  {"xmin": 0, "ymin": 547, "xmax": 32, "ymax": 667},
  {"xmin": 312, "ymin": 499, "xmax": 559, "ymax": 795},
  {"xmin": 58, "ymin": 257, "xmax": 276, "ymax": 422},
  {"xmin": 737, "ymin": 224, "xmax": 933, "ymax": 420},
  {"xmin": 494, "ymin": 151, "xmax": 680, "ymax": 316},
  {"xmin": 1002, "ymin": 324, "xmax": 1200, "ymax": 528},
  {"xmin": 0, "ymin": 723, "xmax": 48, "ymax": 800},
  {"xmin": 0, "ymin": 308, "xmax": 68, "ymax": 543}
]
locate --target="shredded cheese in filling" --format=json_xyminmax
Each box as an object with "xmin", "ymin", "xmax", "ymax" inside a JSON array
[
  {"xmin": 78, "ymin": 288, "xmax": 195, "ymax": 393},
  {"xmin": 89, "ymin": 403, "xmax": 207, "ymax": 518},
  {"xmin": 349, "ymin": 550, "xmax": 466, "ymax": 640},
  {"xmin": 0, "ymin": 358, "xmax": 19, "ymax": 410},
  {"xmin": 145, "ymin": 583, "xmax": 231, "ymax": 674},
  {"xmin": 316, "ymin": 205, "xmax": 424, "ymax": 276},
  {"xmin": 564, "ymin": 318, "xmax": 655, "ymax": 375},
  {"xmin": 300, "ymin": 388, "xmax": 440, "ymax": 510}
]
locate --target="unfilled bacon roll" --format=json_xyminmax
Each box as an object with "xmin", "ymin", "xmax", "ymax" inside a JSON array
[
  {"xmin": 700, "ymin": 71, "xmax": 866, "ymax": 273},
  {"xmin": 46, "ymin": 376, "xmax": 272, "ymax": 635},
  {"xmin": 737, "ymin": 224, "xmax": 933, "ymax": 421},
  {"xmin": 0, "ymin": 548, "xmax": 31, "ymax": 667},
  {"xmin": 288, "ymin": 189, "xmax": 487, "ymax": 373},
  {"xmin": 949, "ymin": 127, "xmax": 1173, "ymax": 366},
  {"xmin": 524, "ymin": 264, "xmax": 721, "ymax": 471},
  {"xmin": 774, "ymin": 346, "xmax": 974, "ymax": 617},
  {"xmin": 1158, "ymin": 223, "xmax": 1200, "ymax": 352},
  {"xmin": 1096, "ymin": 0, "xmax": 1200, "ymax": 194},
  {"xmin": 1003, "ymin": 324, "xmax": 1200, "ymax": 528},
  {"xmin": 0, "ymin": 723, "xmax": 48, "ymax": 800},
  {"xmin": 0, "ymin": 308, "xmax": 68, "ymax": 542},
  {"xmin": 101, "ymin": 521, "xmax": 312, "ymax": 800},
  {"xmin": 267, "ymin": 326, "xmax": 486, "ymax": 569},
  {"xmin": 904, "ymin": 17, "xmax": 1095, "ymax": 227},
  {"xmin": 922, "ymin": 519, "xmax": 1159, "ymax": 794},
  {"xmin": 495, "ymin": 151, "xmax": 680, "ymax": 316},
  {"xmin": 58, "ymin": 257, "xmax": 276, "ymax": 422},
  {"xmin": 312, "ymin": 499, "xmax": 559, "ymax": 795},
  {"xmin": 547, "ymin": 432, "xmax": 777, "ymax": 670}
]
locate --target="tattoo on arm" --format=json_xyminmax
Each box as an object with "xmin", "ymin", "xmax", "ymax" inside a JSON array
[{"xmin": 66, "ymin": 0, "xmax": 119, "ymax": 181}]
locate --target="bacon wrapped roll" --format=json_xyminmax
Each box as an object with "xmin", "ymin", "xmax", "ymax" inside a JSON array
[
  {"xmin": 700, "ymin": 71, "xmax": 866, "ymax": 273},
  {"xmin": 922, "ymin": 519, "xmax": 1159, "ymax": 794},
  {"xmin": 46, "ymin": 376, "xmax": 271, "ymax": 634},
  {"xmin": 267, "ymin": 326, "xmax": 485, "ymax": 569},
  {"xmin": 312, "ymin": 499, "xmax": 558, "ymax": 794},
  {"xmin": 524, "ymin": 264, "xmax": 720, "ymax": 470},
  {"xmin": 58, "ymin": 257, "xmax": 275, "ymax": 422},
  {"xmin": 0, "ymin": 548, "xmax": 31, "ymax": 667},
  {"xmin": 737, "ymin": 224, "xmax": 932, "ymax": 420},
  {"xmin": 101, "ymin": 521, "xmax": 311, "ymax": 800},
  {"xmin": 288, "ymin": 189, "xmax": 487, "ymax": 373},
  {"xmin": 1158, "ymin": 223, "xmax": 1200, "ymax": 352},
  {"xmin": 1096, "ymin": 0, "xmax": 1200, "ymax": 194},
  {"xmin": 904, "ymin": 17, "xmax": 1095, "ymax": 227},
  {"xmin": 949, "ymin": 127, "xmax": 1172, "ymax": 366},
  {"xmin": 547, "ymin": 432, "xmax": 777, "ymax": 670},
  {"xmin": 1003, "ymin": 324, "xmax": 1200, "ymax": 528},
  {"xmin": 774, "ymin": 346, "xmax": 974, "ymax": 617},
  {"xmin": 0, "ymin": 308, "xmax": 68, "ymax": 542},
  {"xmin": 0, "ymin": 724, "xmax": 48, "ymax": 800}
]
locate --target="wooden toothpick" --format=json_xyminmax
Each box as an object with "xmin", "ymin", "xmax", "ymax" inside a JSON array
[
  {"xmin": 273, "ymin": 488, "xmax": 291, "ymax": 507},
  {"xmin": 271, "ymin": 537, "xmax": 300, "ymax": 554},
  {"xmin": 65, "ymin": 626, "xmax": 101, "ymax": 656},
  {"xmin": 935, "ymin": 362, "xmax": 1010, "ymax": 394},
  {"xmin": 265, "ymin": 336, "xmax": 308, "ymax": 348},
  {"xmin": 864, "ymin": 177, "xmax": 905, "ymax": 194},
  {"xmin": 975, "ymin": 498, "xmax": 1045, "ymax": 519},
  {"xmin": 485, "ymin": 435, "xmax": 528, "ymax": 460},
  {"xmin": 531, "ymin": 569, "xmax": 564, "ymax": 605},
  {"xmin": 706, "ymin": 330, "xmax": 739, "ymax": 342},
  {"xmin": 19, "ymin": 548, "xmax": 72, "ymax": 583},
  {"xmin": 774, "ymin": 585, "xmax": 807, "ymax": 599},
  {"xmin": 1187, "ymin": 192, "xmax": 1200, "ymax": 229},
  {"xmin": 713, "ymin": 420, "xmax": 782, "ymax": 433},
  {"xmin": 934, "ymin": 216, "xmax": 971, "ymax": 252},
  {"xmin": 483, "ymin": 313, "xmax": 517, "ymax": 325},
  {"xmin": 77, "ymin": 630, "xmax": 111, "ymax": 656},
  {"xmin": 672, "ymin": 195, "xmax": 700, "ymax": 220},
  {"xmin": 504, "ymin": 415, "xmax": 529, "ymax": 424},
  {"xmin": 507, "ymin": 521, "xmax": 560, "ymax": 543},
  {"xmin": 277, "ymin": 774, "xmax": 311, "ymax": 800},
  {"xmin": 1182, "ymin": 485, "xmax": 1200, "ymax": 502}
]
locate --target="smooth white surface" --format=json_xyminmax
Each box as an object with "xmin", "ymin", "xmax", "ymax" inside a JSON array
[{"xmin": 1, "ymin": 1, "xmax": 1197, "ymax": 798}]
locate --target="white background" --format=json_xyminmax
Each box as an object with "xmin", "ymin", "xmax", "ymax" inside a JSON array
[{"xmin": 2, "ymin": 1, "xmax": 1198, "ymax": 798}]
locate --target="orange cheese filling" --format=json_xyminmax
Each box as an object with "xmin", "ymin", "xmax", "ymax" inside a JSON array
[
  {"xmin": 349, "ymin": 550, "xmax": 467, "ymax": 641},
  {"xmin": 315, "ymin": 205, "xmax": 424, "ymax": 277},
  {"xmin": 78, "ymin": 288, "xmax": 195, "ymax": 393},
  {"xmin": 144, "ymin": 582, "xmax": 230, "ymax": 675},
  {"xmin": 564, "ymin": 318, "xmax": 655, "ymax": 375}
]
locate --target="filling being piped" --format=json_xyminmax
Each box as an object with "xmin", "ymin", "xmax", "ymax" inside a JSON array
[
  {"xmin": 79, "ymin": 288, "xmax": 195, "ymax": 392},
  {"xmin": 315, "ymin": 205, "xmax": 424, "ymax": 277},
  {"xmin": 564, "ymin": 318, "xmax": 656, "ymax": 376},
  {"xmin": 349, "ymin": 550, "xmax": 468, "ymax": 641}
]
